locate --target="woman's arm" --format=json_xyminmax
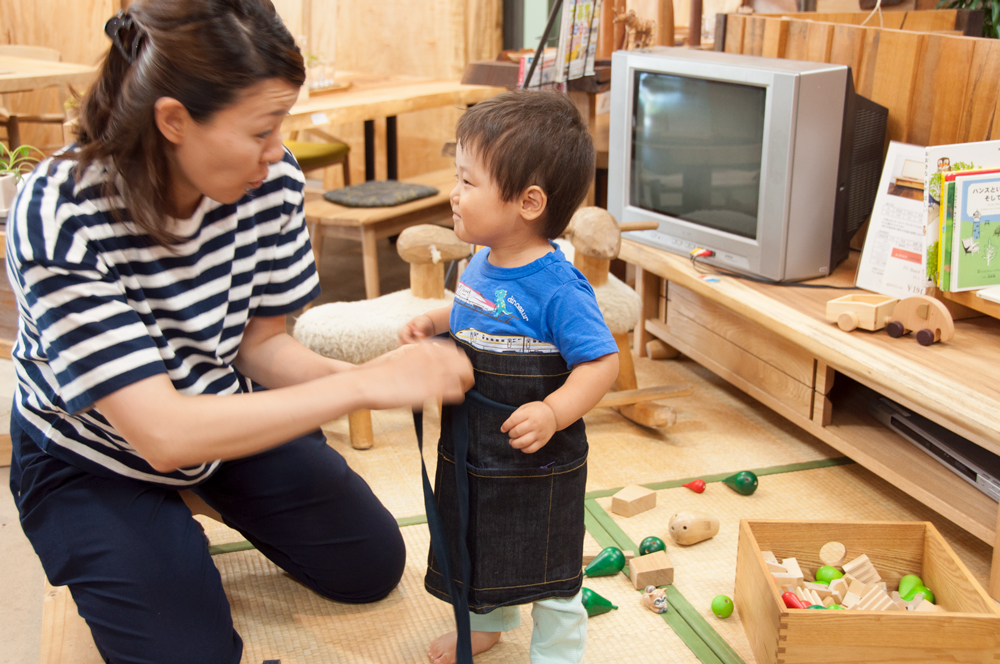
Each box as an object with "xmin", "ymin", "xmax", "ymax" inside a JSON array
[
  {"xmin": 96, "ymin": 338, "xmax": 473, "ymax": 472},
  {"xmin": 233, "ymin": 314, "xmax": 353, "ymax": 388}
]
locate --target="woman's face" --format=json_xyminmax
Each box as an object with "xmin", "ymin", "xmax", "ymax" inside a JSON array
[{"xmin": 163, "ymin": 78, "xmax": 300, "ymax": 212}]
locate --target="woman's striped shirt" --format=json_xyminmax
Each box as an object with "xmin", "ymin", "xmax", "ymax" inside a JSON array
[{"xmin": 5, "ymin": 148, "xmax": 320, "ymax": 486}]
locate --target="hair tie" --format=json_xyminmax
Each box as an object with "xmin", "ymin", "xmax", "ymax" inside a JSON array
[{"xmin": 104, "ymin": 10, "xmax": 144, "ymax": 65}]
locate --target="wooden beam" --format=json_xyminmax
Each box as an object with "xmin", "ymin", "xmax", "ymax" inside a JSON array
[{"xmin": 595, "ymin": 383, "xmax": 694, "ymax": 409}]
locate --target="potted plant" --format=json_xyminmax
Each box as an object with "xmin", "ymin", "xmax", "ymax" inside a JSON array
[{"xmin": 0, "ymin": 143, "xmax": 43, "ymax": 216}]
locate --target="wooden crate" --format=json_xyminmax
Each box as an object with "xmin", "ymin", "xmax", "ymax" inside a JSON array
[{"xmin": 735, "ymin": 520, "xmax": 1000, "ymax": 664}]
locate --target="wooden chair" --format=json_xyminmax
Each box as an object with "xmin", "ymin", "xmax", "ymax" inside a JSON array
[
  {"xmin": 0, "ymin": 45, "xmax": 71, "ymax": 152},
  {"xmin": 285, "ymin": 127, "xmax": 350, "ymax": 195}
]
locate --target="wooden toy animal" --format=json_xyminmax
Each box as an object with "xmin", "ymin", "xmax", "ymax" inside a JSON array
[
  {"xmin": 668, "ymin": 510, "xmax": 720, "ymax": 545},
  {"xmin": 613, "ymin": 9, "xmax": 656, "ymax": 50},
  {"xmin": 885, "ymin": 295, "xmax": 955, "ymax": 346}
]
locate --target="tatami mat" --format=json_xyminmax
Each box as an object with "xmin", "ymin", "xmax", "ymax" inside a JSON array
[
  {"xmin": 596, "ymin": 464, "xmax": 998, "ymax": 664},
  {"xmin": 40, "ymin": 355, "xmax": 999, "ymax": 663},
  {"xmin": 316, "ymin": 357, "xmax": 840, "ymax": 521}
]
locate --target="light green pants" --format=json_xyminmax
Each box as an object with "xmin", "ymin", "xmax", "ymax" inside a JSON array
[{"xmin": 467, "ymin": 591, "xmax": 587, "ymax": 664}]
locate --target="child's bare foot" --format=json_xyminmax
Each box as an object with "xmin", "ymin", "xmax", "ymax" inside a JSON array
[{"xmin": 427, "ymin": 630, "xmax": 501, "ymax": 663}]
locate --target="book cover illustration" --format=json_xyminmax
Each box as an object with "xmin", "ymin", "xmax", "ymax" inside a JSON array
[
  {"xmin": 584, "ymin": 0, "xmax": 604, "ymax": 76},
  {"xmin": 951, "ymin": 172, "xmax": 1000, "ymax": 291},
  {"xmin": 923, "ymin": 139, "xmax": 1000, "ymax": 290},
  {"xmin": 567, "ymin": 0, "xmax": 594, "ymax": 80},
  {"xmin": 940, "ymin": 168, "xmax": 1000, "ymax": 291},
  {"xmin": 554, "ymin": 0, "xmax": 578, "ymax": 83}
]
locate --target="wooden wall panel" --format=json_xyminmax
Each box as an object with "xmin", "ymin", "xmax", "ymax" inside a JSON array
[
  {"xmin": 910, "ymin": 34, "xmax": 977, "ymax": 147},
  {"xmin": 725, "ymin": 14, "xmax": 1000, "ymax": 149}
]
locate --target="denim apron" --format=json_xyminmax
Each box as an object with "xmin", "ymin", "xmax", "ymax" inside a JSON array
[{"xmin": 423, "ymin": 335, "xmax": 588, "ymax": 613}]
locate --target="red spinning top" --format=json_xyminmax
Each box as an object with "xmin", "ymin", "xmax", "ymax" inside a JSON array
[{"xmin": 683, "ymin": 479, "xmax": 706, "ymax": 493}]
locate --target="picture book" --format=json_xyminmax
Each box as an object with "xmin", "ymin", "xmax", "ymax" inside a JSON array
[
  {"xmin": 856, "ymin": 141, "xmax": 928, "ymax": 299},
  {"xmin": 554, "ymin": 0, "xmax": 578, "ymax": 83},
  {"xmin": 950, "ymin": 171, "xmax": 1000, "ymax": 291},
  {"xmin": 939, "ymin": 168, "xmax": 1000, "ymax": 291},
  {"xmin": 923, "ymin": 139, "xmax": 1000, "ymax": 291},
  {"xmin": 517, "ymin": 48, "xmax": 558, "ymax": 88},
  {"xmin": 584, "ymin": 0, "xmax": 604, "ymax": 76},
  {"xmin": 567, "ymin": 0, "xmax": 594, "ymax": 80}
]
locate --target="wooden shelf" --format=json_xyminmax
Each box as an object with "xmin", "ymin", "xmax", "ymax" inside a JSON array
[{"xmin": 824, "ymin": 377, "xmax": 997, "ymax": 543}]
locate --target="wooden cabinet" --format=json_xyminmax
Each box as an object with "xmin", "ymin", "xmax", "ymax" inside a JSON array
[{"xmin": 621, "ymin": 239, "xmax": 1000, "ymax": 600}]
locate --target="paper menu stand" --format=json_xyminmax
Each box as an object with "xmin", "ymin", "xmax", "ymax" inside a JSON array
[
  {"xmin": 856, "ymin": 141, "xmax": 928, "ymax": 299},
  {"xmin": 924, "ymin": 139, "xmax": 1000, "ymax": 291},
  {"xmin": 950, "ymin": 171, "xmax": 1000, "ymax": 291}
]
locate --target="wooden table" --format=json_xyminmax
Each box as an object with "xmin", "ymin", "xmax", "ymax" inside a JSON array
[
  {"xmin": 0, "ymin": 55, "xmax": 96, "ymax": 94},
  {"xmin": 285, "ymin": 70, "xmax": 504, "ymax": 181},
  {"xmin": 620, "ymin": 239, "xmax": 1000, "ymax": 600},
  {"xmin": 303, "ymin": 168, "xmax": 456, "ymax": 299}
]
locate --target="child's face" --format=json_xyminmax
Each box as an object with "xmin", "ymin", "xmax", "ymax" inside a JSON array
[{"xmin": 450, "ymin": 142, "xmax": 522, "ymax": 247}]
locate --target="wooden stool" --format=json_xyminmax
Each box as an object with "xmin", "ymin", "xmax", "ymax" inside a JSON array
[
  {"xmin": 566, "ymin": 207, "xmax": 693, "ymax": 428},
  {"xmin": 293, "ymin": 224, "xmax": 470, "ymax": 449},
  {"xmin": 302, "ymin": 168, "xmax": 456, "ymax": 298}
]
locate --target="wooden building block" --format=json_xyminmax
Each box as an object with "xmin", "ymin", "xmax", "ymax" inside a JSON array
[
  {"xmin": 843, "ymin": 554, "xmax": 882, "ymax": 584},
  {"xmin": 766, "ymin": 561, "xmax": 788, "ymax": 574},
  {"xmin": 611, "ymin": 484, "xmax": 656, "ymax": 517},
  {"xmin": 819, "ymin": 540, "xmax": 847, "ymax": 567},
  {"xmin": 761, "ymin": 550, "xmax": 779, "ymax": 564},
  {"xmin": 828, "ymin": 577, "xmax": 850, "ymax": 603},
  {"xmin": 805, "ymin": 582, "xmax": 834, "ymax": 600},
  {"xmin": 854, "ymin": 587, "xmax": 902, "ymax": 611},
  {"xmin": 772, "ymin": 573, "xmax": 804, "ymax": 592},
  {"xmin": 628, "ymin": 550, "xmax": 674, "ymax": 589},
  {"xmin": 781, "ymin": 557, "xmax": 804, "ymax": 579}
]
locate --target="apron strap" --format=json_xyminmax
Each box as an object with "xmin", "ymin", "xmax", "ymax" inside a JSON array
[{"xmin": 414, "ymin": 405, "xmax": 473, "ymax": 664}]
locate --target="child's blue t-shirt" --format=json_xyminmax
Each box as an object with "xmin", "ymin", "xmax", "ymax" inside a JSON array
[{"xmin": 450, "ymin": 244, "xmax": 617, "ymax": 368}]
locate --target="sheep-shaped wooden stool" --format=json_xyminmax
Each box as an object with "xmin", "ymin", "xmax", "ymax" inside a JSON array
[
  {"xmin": 562, "ymin": 207, "xmax": 693, "ymax": 428},
  {"xmin": 293, "ymin": 224, "xmax": 470, "ymax": 449}
]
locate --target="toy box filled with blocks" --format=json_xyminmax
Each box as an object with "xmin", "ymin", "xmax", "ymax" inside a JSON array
[{"xmin": 734, "ymin": 519, "xmax": 1000, "ymax": 664}]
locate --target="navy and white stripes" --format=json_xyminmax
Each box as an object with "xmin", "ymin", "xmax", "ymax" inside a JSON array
[{"xmin": 6, "ymin": 148, "xmax": 320, "ymax": 486}]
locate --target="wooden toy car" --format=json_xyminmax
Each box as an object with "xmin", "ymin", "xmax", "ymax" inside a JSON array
[
  {"xmin": 825, "ymin": 294, "xmax": 898, "ymax": 332},
  {"xmin": 885, "ymin": 295, "xmax": 955, "ymax": 345}
]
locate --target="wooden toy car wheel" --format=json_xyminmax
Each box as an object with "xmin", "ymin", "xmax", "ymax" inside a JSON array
[
  {"xmin": 916, "ymin": 328, "xmax": 938, "ymax": 346},
  {"xmin": 886, "ymin": 321, "xmax": 907, "ymax": 338},
  {"xmin": 837, "ymin": 312, "xmax": 859, "ymax": 332}
]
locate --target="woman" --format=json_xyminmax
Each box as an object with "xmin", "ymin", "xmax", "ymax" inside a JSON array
[{"xmin": 6, "ymin": 1, "xmax": 473, "ymax": 662}]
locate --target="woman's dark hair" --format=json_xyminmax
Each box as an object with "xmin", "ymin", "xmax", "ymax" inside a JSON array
[
  {"xmin": 455, "ymin": 90, "xmax": 595, "ymax": 239},
  {"xmin": 73, "ymin": 0, "xmax": 305, "ymax": 245}
]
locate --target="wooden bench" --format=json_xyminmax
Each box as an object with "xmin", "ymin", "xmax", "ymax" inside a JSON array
[{"xmin": 303, "ymin": 168, "xmax": 455, "ymax": 299}]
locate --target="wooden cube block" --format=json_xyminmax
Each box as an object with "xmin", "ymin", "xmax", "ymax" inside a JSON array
[
  {"xmin": 781, "ymin": 557, "xmax": 803, "ymax": 579},
  {"xmin": 611, "ymin": 485, "xmax": 656, "ymax": 517},
  {"xmin": 760, "ymin": 551, "xmax": 779, "ymax": 564},
  {"xmin": 628, "ymin": 550, "xmax": 674, "ymax": 589},
  {"xmin": 842, "ymin": 554, "xmax": 881, "ymax": 584}
]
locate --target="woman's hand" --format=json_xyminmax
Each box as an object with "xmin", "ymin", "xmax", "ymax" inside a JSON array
[
  {"xmin": 359, "ymin": 339, "xmax": 473, "ymax": 410},
  {"xmin": 398, "ymin": 314, "xmax": 435, "ymax": 346},
  {"xmin": 501, "ymin": 401, "xmax": 557, "ymax": 454}
]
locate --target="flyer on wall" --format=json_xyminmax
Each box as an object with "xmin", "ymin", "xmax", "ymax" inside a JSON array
[{"xmin": 856, "ymin": 141, "xmax": 928, "ymax": 299}]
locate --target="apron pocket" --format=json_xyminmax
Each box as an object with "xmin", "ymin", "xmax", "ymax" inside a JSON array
[{"xmin": 432, "ymin": 448, "xmax": 587, "ymax": 609}]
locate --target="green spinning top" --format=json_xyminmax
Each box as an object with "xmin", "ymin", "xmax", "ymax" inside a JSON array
[
  {"xmin": 582, "ymin": 587, "xmax": 618, "ymax": 617},
  {"xmin": 722, "ymin": 471, "xmax": 759, "ymax": 496},
  {"xmin": 584, "ymin": 547, "xmax": 626, "ymax": 577},
  {"xmin": 639, "ymin": 536, "xmax": 666, "ymax": 556}
]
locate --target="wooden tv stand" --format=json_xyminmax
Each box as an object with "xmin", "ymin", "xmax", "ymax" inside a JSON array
[{"xmin": 619, "ymin": 240, "xmax": 1000, "ymax": 600}]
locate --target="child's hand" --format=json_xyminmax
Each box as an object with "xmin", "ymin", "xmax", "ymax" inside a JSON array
[
  {"xmin": 501, "ymin": 401, "xmax": 557, "ymax": 454},
  {"xmin": 398, "ymin": 314, "xmax": 435, "ymax": 346}
]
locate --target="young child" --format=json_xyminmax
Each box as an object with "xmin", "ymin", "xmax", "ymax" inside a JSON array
[{"xmin": 399, "ymin": 90, "xmax": 620, "ymax": 664}]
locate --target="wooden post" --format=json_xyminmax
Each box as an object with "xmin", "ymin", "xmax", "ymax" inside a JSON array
[
  {"xmin": 688, "ymin": 0, "xmax": 703, "ymax": 46},
  {"xmin": 598, "ymin": 0, "xmax": 618, "ymax": 59},
  {"xmin": 612, "ymin": 0, "xmax": 627, "ymax": 51},
  {"xmin": 348, "ymin": 409, "xmax": 374, "ymax": 450},
  {"xmin": 991, "ymin": 504, "xmax": 1000, "ymax": 601},
  {"xmin": 410, "ymin": 263, "xmax": 445, "ymax": 299},
  {"xmin": 658, "ymin": 0, "xmax": 675, "ymax": 47}
]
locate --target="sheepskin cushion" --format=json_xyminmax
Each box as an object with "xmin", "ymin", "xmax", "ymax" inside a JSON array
[
  {"xmin": 555, "ymin": 239, "xmax": 640, "ymax": 335},
  {"xmin": 293, "ymin": 290, "xmax": 454, "ymax": 364}
]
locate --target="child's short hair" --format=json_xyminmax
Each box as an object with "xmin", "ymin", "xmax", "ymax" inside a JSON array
[{"xmin": 456, "ymin": 90, "xmax": 595, "ymax": 239}]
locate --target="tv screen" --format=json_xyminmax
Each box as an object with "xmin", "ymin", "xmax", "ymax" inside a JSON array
[{"xmin": 631, "ymin": 71, "xmax": 766, "ymax": 240}]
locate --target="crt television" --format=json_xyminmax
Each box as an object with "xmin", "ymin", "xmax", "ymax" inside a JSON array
[{"xmin": 607, "ymin": 48, "xmax": 888, "ymax": 281}]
